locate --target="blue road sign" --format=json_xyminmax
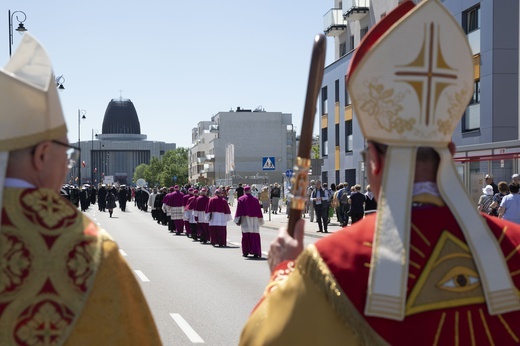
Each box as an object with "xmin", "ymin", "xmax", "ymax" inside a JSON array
[
  {"xmin": 285, "ymin": 169, "xmax": 293, "ymax": 177},
  {"xmin": 262, "ymin": 157, "xmax": 275, "ymax": 171}
]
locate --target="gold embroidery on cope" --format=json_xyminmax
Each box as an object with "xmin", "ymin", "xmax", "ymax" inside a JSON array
[{"xmin": 406, "ymin": 231, "xmax": 484, "ymax": 316}]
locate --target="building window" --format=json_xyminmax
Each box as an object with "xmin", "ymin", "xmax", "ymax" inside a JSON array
[
  {"xmin": 160, "ymin": 150, "xmax": 165, "ymax": 156},
  {"xmin": 463, "ymin": 5, "xmax": 480, "ymax": 34},
  {"xmin": 335, "ymin": 170, "xmax": 340, "ymax": 186},
  {"xmin": 470, "ymin": 79, "xmax": 480, "ymax": 104},
  {"xmin": 462, "ymin": 80, "xmax": 480, "ymax": 132},
  {"xmin": 322, "ymin": 171, "xmax": 329, "ymax": 185},
  {"xmin": 350, "ymin": 35, "xmax": 355, "ymax": 51},
  {"xmin": 345, "ymin": 120, "xmax": 353, "ymax": 152},
  {"xmin": 322, "ymin": 128, "xmax": 328, "ymax": 157},
  {"xmin": 322, "ymin": 86, "xmax": 328, "ymax": 115},
  {"xmin": 339, "ymin": 42, "xmax": 347, "ymax": 57},
  {"xmin": 345, "ymin": 77, "xmax": 351, "ymax": 105},
  {"xmin": 335, "ymin": 123, "xmax": 340, "ymax": 146},
  {"xmin": 345, "ymin": 169, "xmax": 356, "ymax": 187},
  {"xmin": 335, "ymin": 79, "xmax": 340, "ymax": 103},
  {"xmin": 361, "ymin": 26, "xmax": 369, "ymax": 39}
]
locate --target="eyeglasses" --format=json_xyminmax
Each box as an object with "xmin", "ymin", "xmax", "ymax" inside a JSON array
[{"xmin": 51, "ymin": 140, "xmax": 81, "ymax": 169}]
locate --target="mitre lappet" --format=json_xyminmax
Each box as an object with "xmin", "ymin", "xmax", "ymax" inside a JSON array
[
  {"xmin": 0, "ymin": 33, "xmax": 67, "ymax": 224},
  {"xmin": 347, "ymin": 0, "xmax": 520, "ymax": 320}
]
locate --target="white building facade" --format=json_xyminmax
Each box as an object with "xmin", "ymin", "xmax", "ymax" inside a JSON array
[{"xmin": 189, "ymin": 107, "xmax": 295, "ymax": 187}]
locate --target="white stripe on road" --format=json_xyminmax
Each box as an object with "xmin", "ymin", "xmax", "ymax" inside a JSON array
[
  {"xmin": 170, "ymin": 313, "xmax": 204, "ymax": 343},
  {"xmin": 134, "ymin": 270, "xmax": 150, "ymax": 282},
  {"xmin": 119, "ymin": 249, "xmax": 127, "ymax": 256}
]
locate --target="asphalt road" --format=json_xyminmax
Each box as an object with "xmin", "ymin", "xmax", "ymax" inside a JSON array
[{"xmin": 83, "ymin": 203, "xmax": 323, "ymax": 345}]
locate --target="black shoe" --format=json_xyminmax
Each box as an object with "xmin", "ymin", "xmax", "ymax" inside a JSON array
[
  {"xmin": 324, "ymin": 230, "xmax": 329, "ymax": 233},
  {"xmin": 253, "ymin": 254, "xmax": 260, "ymax": 258},
  {"xmin": 317, "ymin": 230, "xmax": 323, "ymax": 233},
  {"xmin": 242, "ymin": 254, "xmax": 248, "ymax": 257}
]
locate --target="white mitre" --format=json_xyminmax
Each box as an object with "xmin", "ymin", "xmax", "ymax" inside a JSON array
[
  {"xmin": 0, "ymin": 34, "xmax": 67, "ymax": 224},
  {"xmin": 347, "ymin": 0, "xmax": 520, "ymax": 320}
]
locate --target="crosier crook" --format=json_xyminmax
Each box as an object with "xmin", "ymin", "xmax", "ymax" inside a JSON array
[{"xmin": 287, "ymin": 34, "xmax": 326, "ymax": 237}]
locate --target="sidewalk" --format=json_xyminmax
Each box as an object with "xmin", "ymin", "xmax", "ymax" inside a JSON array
[{"xmin": 228, "ymin": 205, "xmax": 345, "ymax": 237}]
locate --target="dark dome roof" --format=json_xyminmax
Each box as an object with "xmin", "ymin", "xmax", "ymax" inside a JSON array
[{"xmin": 101, "ymin": 98, "xmax": 141, "ymax": 134}]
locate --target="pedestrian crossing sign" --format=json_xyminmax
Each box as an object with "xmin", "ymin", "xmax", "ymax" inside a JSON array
[{"xmin": 262, "ymin": 157, "xmax": 275, "ymax": 171}]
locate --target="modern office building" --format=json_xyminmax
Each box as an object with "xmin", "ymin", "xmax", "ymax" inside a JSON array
[
  {"xmin": 321, "ymin": 0, "xmax": 519, "ymax": 200},
  {"xmin": 68, "ymin": 97, "xmax": 176, "ymax": 186},
  {"xmin": 189, "ymin": 107, "xmax": 295, "ymax": 187}
]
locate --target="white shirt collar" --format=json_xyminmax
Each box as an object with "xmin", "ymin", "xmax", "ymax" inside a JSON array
[{"xmin": 4, "ymin": 178, "xmax": 36, "ymax": 188}]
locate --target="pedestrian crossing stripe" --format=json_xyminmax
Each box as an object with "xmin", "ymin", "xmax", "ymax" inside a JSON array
[{"xmin": 262, "ymin": 157, "xmax": 275, "ymax": 170}]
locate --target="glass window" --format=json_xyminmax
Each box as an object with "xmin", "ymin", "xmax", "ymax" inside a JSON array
[
  {"xmin": 340, "ymin": 42, "xmax": 347, "ymax": 57},
  {"xmin": 345, "ymin": 77, "xmax": 351, "ymax": 105},
  {"xmin": 322, "ymin": 128, "xmax": 328, "ymax": 157},
  {"xmin": 345, "ymin": 120, "xmax": 353, "ymax": 152},
  {"xmin": 464, "ymin": 5, "xmax": 480, "ymax": 34},
  {"xmin": 322, "ymin": 86, "xmax": 328, "ymax": 115},
  {"xmin": 335, "ymin": 79, "xmax": 340, "ymax": 103}
]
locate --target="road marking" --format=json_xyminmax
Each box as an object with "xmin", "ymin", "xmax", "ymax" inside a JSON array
[
  {"xmin": 170, "ymin": 313, "xmax": 204, "ymax": 343},
  {"xmin": 229, "ymin": 242, "xmax": 240, "ymax": 246},
  {"xmin": 134, "ymin": 270, "xmax": 150, "ymax": 282},
  {"xmin": 119, "ymin": 249, "xmax": 127, "ymax": 256}
]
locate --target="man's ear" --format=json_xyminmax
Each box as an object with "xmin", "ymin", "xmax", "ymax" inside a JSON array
[
  {"xmin": 31, "ymin": 142, "xmax": 51, "ymax": 171},
  {"xmin": 368, "ymin": 142, "xmax": 384, "ymax": 176}
]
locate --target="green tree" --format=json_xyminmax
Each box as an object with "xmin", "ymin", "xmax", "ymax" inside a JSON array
[
  {"xmin": 133, "ymin": 164, "xmax": 147, "ymax": 183},
  {"xmin": 132, "ymin": 148, "xmax": 188, "ymax": 187},
  {"xmin": 144, "ymin": 157, "xmax": 163, "ymax": 186},
  {"xmin": 159, "ymin": 148, "xmax": 189, "ymax": 186}
]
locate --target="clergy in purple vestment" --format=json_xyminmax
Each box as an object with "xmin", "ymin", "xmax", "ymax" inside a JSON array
[
  {"xmin": 161, "ymin": 187, "xmax": 175, "ymax": 232},
  {"xmin": 186, "ymin": 190, "xmax": 199, "ymax": 241},
  {"xmin": 195, "ymin": 188, "xmax": 210, "ymax": 243},
  {"xmin": 183, "ymin": 188, "xmax": 194, "ymax": 237},
  {"xmin": 206, "ymin": 189, "xmax": 232, "ymax": 247},
  {"xmin": 234, "ymin": 185, "xmax": 264, "ymax": 258},
  {"xmin": 168, "ymin": 185, "xmax": 185, "ymax": 235}
]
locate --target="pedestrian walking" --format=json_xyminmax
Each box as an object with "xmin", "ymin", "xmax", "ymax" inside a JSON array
[{"xmin": 106, "ymin": 189, "xmax": 117, "ymax": 218}]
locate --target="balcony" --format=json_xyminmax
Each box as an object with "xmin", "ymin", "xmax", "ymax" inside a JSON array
[
  {"xmin": 343, "ymin": 0, "xmax": 370, "ymax": 21},
  {"xmin": 324, "ymin": 8, "xmax": 347, "ymax": 37},
  {"xmin": 467, "ymin": 29, "xmax": 480, "ymax": 55}
]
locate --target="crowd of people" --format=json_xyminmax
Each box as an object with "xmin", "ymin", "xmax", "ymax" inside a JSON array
[
  {"xmin": 479, "ymin": 173, "xmax": 520, "ymax": 224},
  {"xmin": 303, "ymin": 179, "xmax": 378, "ymax": 230}
]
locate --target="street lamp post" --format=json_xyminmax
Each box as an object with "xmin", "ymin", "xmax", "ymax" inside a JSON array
[
  {"xmin": 8, "ymin": 10, "xmax": 27, "ymax": 57},
  {"xmin": 91, "ymin": 129, "xmax": 97, "ymax": 184},
  {"xmin": 78, "ymin": 110, "xmax": 86, "ymax": 186}
]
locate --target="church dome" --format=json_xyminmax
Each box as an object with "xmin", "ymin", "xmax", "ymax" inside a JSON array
[{"xmin": 101, "ymin": 98, "xmax": 141, "ymax": 134}]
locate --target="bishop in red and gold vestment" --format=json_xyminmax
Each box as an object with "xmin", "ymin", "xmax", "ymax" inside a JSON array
[{"xmin": 240, "ymin": 1, "xmax": 520, "ymax": 344}]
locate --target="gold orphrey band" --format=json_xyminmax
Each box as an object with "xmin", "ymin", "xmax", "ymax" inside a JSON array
[{"xmin": 289, "ymin": 156, "xmax": 311, "ymax": 210}]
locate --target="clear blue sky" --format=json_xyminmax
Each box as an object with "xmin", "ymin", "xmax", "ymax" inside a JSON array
[{"xmin": 3, "ymin": 1, "xmax": 335, "ymax": 148}]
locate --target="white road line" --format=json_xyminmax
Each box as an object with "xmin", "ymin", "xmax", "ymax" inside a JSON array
[
  {"xmin": 119, "ymin": 249, "xmax": 127, "ymax": 257},
  {"xmin": 169, "ymin": 313, "xmax": 204, "ymax": 343},
  {"xmin": 229, "ymin": 242, "xmax": 240, "ymax": 246},
  {"xmin": 134, "ymin": 270, "xmax": 150, "ymax": 282}
]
